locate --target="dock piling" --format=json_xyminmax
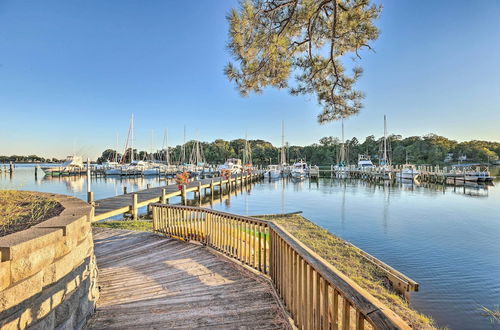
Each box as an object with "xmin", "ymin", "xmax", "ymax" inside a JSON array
[
  {"xmin": 87, "ymin": 191, "xmax": 94, "ymax": 205},
  {"xmin": 181, "ymin": 185, "xmax": 187, "ymax": 205},
  {"xmin": 132, "ymin": 193, "xmax": 138, "ymax": 220},
  {"xmin": 161, "ymin": 188, "xmax": 167, "ymax": 204}
]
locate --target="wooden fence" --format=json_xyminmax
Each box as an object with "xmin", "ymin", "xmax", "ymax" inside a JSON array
[{"xmin": 151, "ymin": 204, "xmax": 410, "ymax": 330}]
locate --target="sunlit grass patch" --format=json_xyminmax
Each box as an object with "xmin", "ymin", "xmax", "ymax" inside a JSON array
[
  {"xmin": 92, "ymin": 220, "xmax": 153, "ymax": 232},
  {"xmin": 0, "ymin": 190, "xmax": 63, "ymax": 237}
]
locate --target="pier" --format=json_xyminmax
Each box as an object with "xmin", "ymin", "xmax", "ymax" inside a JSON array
[
  {"xmin": 92, "ymin": 172, "xmax": 263, "ymax": 221},
  {"xmin": 314, "ymin": 164, "xmax": 494, "ymax": 185}
]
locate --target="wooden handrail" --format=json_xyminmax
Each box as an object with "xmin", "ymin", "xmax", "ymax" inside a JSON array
[{"xmin": 151, "ymin": 203, "xmax": 410, "ymax": 330}]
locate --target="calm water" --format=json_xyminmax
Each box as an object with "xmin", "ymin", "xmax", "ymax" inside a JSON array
[{"xmin": 1, "ymin": 164, "xmax": 499, "ymax": 329}]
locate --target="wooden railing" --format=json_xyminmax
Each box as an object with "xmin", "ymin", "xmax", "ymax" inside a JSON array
[{"xmin": 151, "ymin": 204, "xmax": 410, "ymax": 330}]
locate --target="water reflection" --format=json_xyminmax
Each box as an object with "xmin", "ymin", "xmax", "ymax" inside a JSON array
[
  {"xmin": 2, "ymin": 164, "xmax": 500, "ymax": 329},
  {"xmin": 41, "ymin": 175, "xmax": 85, "ymax": 192}
]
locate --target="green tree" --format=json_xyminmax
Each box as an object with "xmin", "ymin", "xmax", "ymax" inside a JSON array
[{"xmin": 225, "ymin": 0, "xmax": 381, "ymax": 122}]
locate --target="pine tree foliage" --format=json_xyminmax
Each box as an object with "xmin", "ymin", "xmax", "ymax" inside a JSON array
[{"xmin": 225, "ymin": 0, "xmax": 381, "ymax": 122}]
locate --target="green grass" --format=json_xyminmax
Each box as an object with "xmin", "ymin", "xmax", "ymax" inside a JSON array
[
  {"xmin": 257, "ymin": 213, "xmax": 436, "ymax": 330},
  {"xmin": 0, "ymin": 190, "xmax": 63, "ymax": 237},
  {"xmin": 92, "ymin": 220, "xmax": 153, "ymax": 231}
]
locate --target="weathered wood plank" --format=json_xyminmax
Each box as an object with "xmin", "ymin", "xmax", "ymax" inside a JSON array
[{"xmin": 88, "ymin": 228, "xmax": 290, "ymax": 329}]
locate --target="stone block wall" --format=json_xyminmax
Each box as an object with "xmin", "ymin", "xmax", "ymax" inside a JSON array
[{"xmin": 0, "ymin": 193, "xmax": 99, "ymax": 329}]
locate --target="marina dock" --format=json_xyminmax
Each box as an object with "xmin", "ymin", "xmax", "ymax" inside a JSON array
[
  {"xmin": 92, "ymin": 172, "xmax": 264, "ymax": 221},
  {"xmin": 314, "ymin": 164, "xmax": 494, "ymax": 185}
]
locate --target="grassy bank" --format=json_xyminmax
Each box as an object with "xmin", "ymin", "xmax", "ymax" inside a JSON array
[
  {"xmin": 92, "ymin": 220, "xmax": 153, "ymax": 232},
  {"xmin": 258, "ymin": 213, "xmax": 436, "ymax": 329},
  {"xmin": 0, "ymin": 190, "xmax": 63, "ymax": 237}
]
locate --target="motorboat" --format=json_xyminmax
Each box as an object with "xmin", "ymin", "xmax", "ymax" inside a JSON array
[
  {"xmin": 291, "ymin": 160, "xmax": 308, "ymax": 179},
  {"xmin": 396, "ymin": 165, "xmax": 420, "ymax": 181},
  {"xmin": 357, "ymin": 154, "xmax": 374, "ymax": 170},
  {"xmin": 334, "ymin": 164, "xmax": 349, "ymax": 178},
  {"xmin": 451, "ymin": 164, "xmax": 494, "ymax": 182},
  {"xmin": 264, "ymin": 164, "xmax": 281, "ymax": 179},
  {"xmin": 41, "ymin": 156, "xmax": 85, "ymax": 176},
  {"xmin": 218, "ymin": 158, "xmax": 243, "ymax": 174}
]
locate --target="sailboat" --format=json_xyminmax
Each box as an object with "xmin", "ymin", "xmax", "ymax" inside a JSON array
[
  {"xmin": 188, "ymin": 138, "xmax": 206, "ymax": 175},
  {"xmin": 378, "ymin": 115, "xmax": 392, "ymax": 180},
  {"xmin": 105, "ymin": 115, "xmax": 134, "ymax": 175},
  {"xmin": 264, "ymin": 126, "xmax": 282, "ymax": 179},
  {"xmin": 143, "ymin": 130, "xmax": 161, "ymax": 176},
  {"xmin": 242, "ymin": 136, "xmax": 253, "ymax": 173},
  {"xmin": 161, "ymin": 128, "xmax": 177, "ymax": 173},
  {"xmin": 334, "ymin": 119, "xmax": 348, "ymax": 178}
]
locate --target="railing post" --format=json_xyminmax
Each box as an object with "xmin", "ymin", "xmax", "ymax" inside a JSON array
[{"xmin": 210, "ymin": 179, "xmax": 214, "ymax": 199}]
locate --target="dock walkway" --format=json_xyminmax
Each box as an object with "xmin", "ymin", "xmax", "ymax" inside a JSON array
[
  {"xmin": 93, "ymin": 173, "xmax": 261, "ymax": 221},
  {"xmin": 88, "ymin": 228, "xmax": 289, "ymax": 329}
]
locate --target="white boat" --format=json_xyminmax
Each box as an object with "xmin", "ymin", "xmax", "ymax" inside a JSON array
[
  {"xmin": 142, "ymin": 163, "xmax": 161, "ymax": 176},
  {"xmin": 334, "ymin": 164, "xmax": 349, "ymax": 178},
  {"xmin": 357, "ymin": 154, "xmax": 374, "ymax": 170},
  {"xmin": 291, "ymin": 160, "xmax": 308, "ymax": 179},
  {"xmin": 104, "ymin": 167, "xmax": 122, "ymax": 175},
  {"xmin": 41, "ymin": 156, "xmax": 85, "ymax": 175},
  {"xmin": 396, "ymin": 165, "xmax": 420, "ymax": 181},
  {"xmin": 121, "ymin": 160, "xmax": 149, "ymax": 176},
  {"xmin": 309, "ymin": 165, "xmax": 320, "ymax": 178},
  {"xmin": 451, "ymin": 164, "xmax": 494, "ymax": 182},
  {"xmin": 264, "ymin": 164, "xmax": 281, "ymax": 179},
  {"xmin": 101, "ymin": 161, "xmax": 121, "ymax": 175},
  {"xmin": 218, "ymin": 158, "xmax": 243, "ymax": 175}
]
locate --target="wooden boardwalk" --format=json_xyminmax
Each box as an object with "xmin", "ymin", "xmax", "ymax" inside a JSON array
[
  {"xmin": 93, "ymin": 173, "xmax": 261, "ymax": 221},
  {"xmin": 88, "ymin": 228, "xmax": 290, "ymax": 329}
]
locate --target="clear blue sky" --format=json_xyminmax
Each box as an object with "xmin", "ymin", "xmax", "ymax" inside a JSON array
[{"xmin": 1, "ymin": 0, "xmax": 499, "ymax": 159}]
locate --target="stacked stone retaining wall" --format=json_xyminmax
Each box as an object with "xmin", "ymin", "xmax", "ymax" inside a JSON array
[{"xmin": 0, "ymin": 193, "xmax": 98, "ymax": 329}]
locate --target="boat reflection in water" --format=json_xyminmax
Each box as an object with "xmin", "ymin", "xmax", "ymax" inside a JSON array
[{"xmin": 41, "ymin": 175, "xmax": 85, "ymax": 193}]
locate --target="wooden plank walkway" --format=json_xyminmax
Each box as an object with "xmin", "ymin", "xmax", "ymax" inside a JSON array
[
  {"xmin": 87, "ymin": 228, "xmax": 290, "ymax": 329},
  {"xmin": 94, "ymin": 173, "xmax": 260, "ymax": 221}
]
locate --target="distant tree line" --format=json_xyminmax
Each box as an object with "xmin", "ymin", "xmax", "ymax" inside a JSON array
[
  {"xmin": 97, "ymin": 134, "xmax": 500, "ymax": 166},
  {"xmin": 0, "ymin": 155, "xmax": 61, "ymax": 163}
]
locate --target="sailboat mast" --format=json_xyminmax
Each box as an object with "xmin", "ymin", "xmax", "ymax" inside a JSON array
[
  {"xmin": 340, "ymin": 118, "xmax": 346, "ymax": 164},
  {"xmin": 150, "ymin": 129, "xmax": 154, "ymax": 161},
  {"xmin": 181, "ymin": 125, "xmax": 186, "ymax": 164},
  {"xmin": 131, "ymin": 114, "xmax": 134, "ymax": 163},
  {"xmin": 383, "ymin": 115, "xmax": 388, "ymax": 164},
  {"xmin": 243, "ymin": 132, "xmax": 247, "ymax": 165},
  {"xmin": 165, "ymin": 128, "xmax": 170, "ymax": 165},
  {"xmin": 115, "ymin": 132, "xmax": 119, "ymax": 163},
  {"xmin": 280, "ymin": 121, "xmax": 286, "ymax": 165}
]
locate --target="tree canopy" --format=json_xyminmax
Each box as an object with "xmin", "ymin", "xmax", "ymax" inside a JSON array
[
  {"xmin": 90, "ymin": 134, "xmax": 500, "ymax": 166},
  {"xmin": 225, "ymin": 0, "xmax": 381, "ymax": 122}
]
